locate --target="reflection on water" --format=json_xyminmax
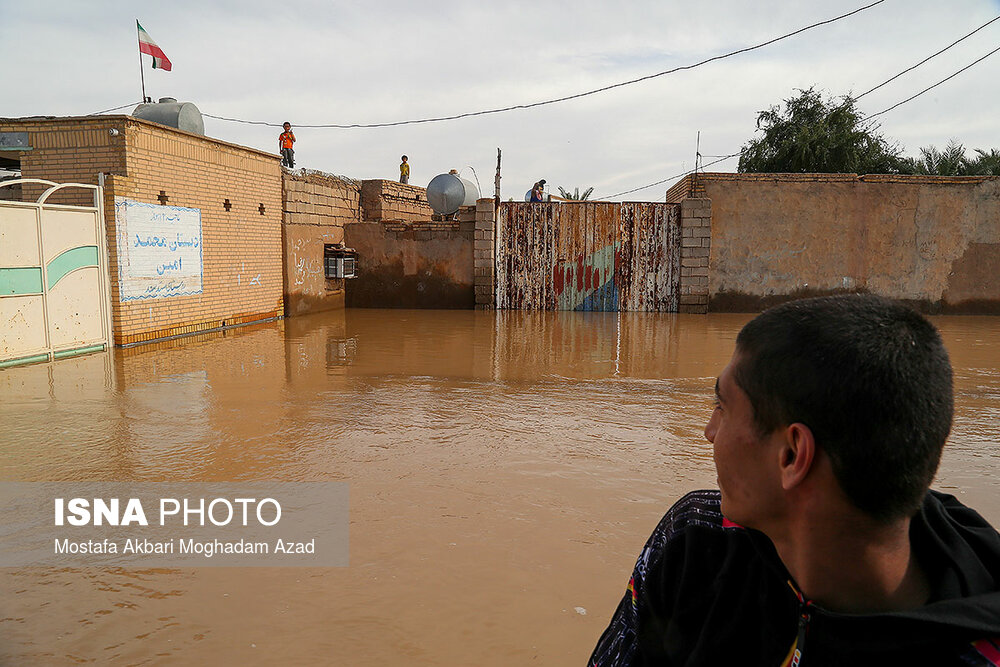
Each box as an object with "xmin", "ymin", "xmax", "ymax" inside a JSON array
[{"xmin": 1, "ymin": 309, "xmax": 998, "ymax": 665}]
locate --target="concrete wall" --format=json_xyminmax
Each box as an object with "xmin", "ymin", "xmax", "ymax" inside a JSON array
[
  {"xmin": 473, "ymin": 199, "xmax": 495, "ymax": 309},
  {"xmin": 1, "ymin": 116, "xmax": 285, "ymax": 344},
  {"xmin": 281, "ymin": 170, "xmax": 360, "ymax": 316},
  {"xmin": 678, "ymin": 199, "xmax": 711, "ymax": 313},
  {"xmin": 680, "ymin": 172, "xmax": 1000, "ymax": 313},
  {"xmin": 345, "ymin": 206, "xmax": 477, "ymax": 309}
]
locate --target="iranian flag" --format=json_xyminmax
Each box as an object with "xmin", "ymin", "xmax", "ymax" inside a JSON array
[{"xmin": 136, "ymin": 21, "xmax": 172, "ymax": 71}]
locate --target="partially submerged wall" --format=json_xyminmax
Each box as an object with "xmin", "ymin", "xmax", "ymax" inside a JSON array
[
  {"xmin": 108, "ymin": 119, "xmax": 283, "ymax": 343},
  {"xmin": 281, "ymin": 170, "xmax": 360, "ymax": 316},
  {"xmin": 1, "ymin": 116, "xmax": 284, "ymax": 345},
  {"xmin": 683, "ymin": 173, "xmax": 1000, "ymax": 313},
  {"xmin": 345, "ymin": 207, "xmax": 477, "ymax": 309}
]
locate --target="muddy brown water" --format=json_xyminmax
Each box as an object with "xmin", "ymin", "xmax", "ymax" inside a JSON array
[{"xmin": 1, "ymin": 309, "xmax": 998, "ymax": 665}]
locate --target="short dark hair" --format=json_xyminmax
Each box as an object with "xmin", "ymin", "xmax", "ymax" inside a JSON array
[
  {"xmin": 733, "ymin": 294, "xmax": 953, "ymax": 521},
  {"xmin": 283, "ymin": 121, "xmax": 291, "ymax": 127},
  {"xmin": 401, "ymin": 155, "xmax": 407, "ymax": 160}
]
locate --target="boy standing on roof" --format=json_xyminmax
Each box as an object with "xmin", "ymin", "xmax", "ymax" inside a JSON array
[
  {"xmin": 278, "ymin": 122, "xmax": 296, "ymax": 168},
  {"xmin": 400, "ymin": 155, "xmax": 410, "ymax": 184}
]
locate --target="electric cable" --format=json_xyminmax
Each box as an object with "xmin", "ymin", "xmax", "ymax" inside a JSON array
[
  {"xmin": 603, "ymin": 33, "xmax": 1000, "ymax": 199},
  {"xmin": 856, "ymin": 14, "xmax": 1000, "ymax": 99},
  {"xmin": 600, "ymin": 153, "xmax": 741, "ymax": 200},
  {"xmin": 202, "ymin": 0, "xmax": 885, "ymax": 130},
  {"xmin": 89, "ymin": 102, "xmax": 142, "ymax": 115},
  {"xmin": 867, "ymin": 43, "xmax": 1000, "ymax": 118}
]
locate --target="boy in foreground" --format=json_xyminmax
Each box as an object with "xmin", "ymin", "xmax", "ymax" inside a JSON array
[{"xmin": 590, "ymin": 294, "xmax": 1000, "ymax": 666}]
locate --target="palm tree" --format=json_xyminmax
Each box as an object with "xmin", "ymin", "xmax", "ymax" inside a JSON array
[
  {"xmin": 967, "ymin": 148, "xmax": 1000, "ymax": 176},
  {"xmin": 898, "ymin": 142, "xmax": 1000, "ymax": 176},
  {"xmin": 557, "ymin": 186, "xmax": 594, "ymax": 201},
  {"xmin": 911, "ymin": 141, "xmax": 968, "ymax": 176}
]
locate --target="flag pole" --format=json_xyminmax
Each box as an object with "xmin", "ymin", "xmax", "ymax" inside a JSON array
[{"xmin": 136, "ymin": 20, "xmax": 147, "ymax": 103}]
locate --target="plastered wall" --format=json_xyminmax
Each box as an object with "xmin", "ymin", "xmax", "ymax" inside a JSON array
[
  {"xmin": 281, "ymin": 171, "xmax": 360, "ymax": 316},
  {"xmin": 679, "ymin": 173, "xmax": 1000, "ymax": 313},
  {"xmin": 345, "ymin": 206, "xmax": 478, "ymax": 309}
]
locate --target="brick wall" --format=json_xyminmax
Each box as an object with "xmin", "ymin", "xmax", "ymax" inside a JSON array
[
  {"xmin": 360, "ymin": 179, "xmax": 434, "ymax": 223},
  {"xmin": 0, "ymin": 116, "xmax": 126, "ymax": 205},
  {"xmin": 678, "ymin": 198, "xmax": 710, "ymax": 313},
  {"xmin": 281, "ymin": 170, "xmax": 360, "ymax": 316},
  {"xmin": 666, "ymin": 172, "xmax": 861, "ymax": 204},
  {"xmin": 0, "ymin": 178, "xmax": 21, "ymax": 201},
  {"xmin": 110, "ymin": 120, "xmax": 283, "ymax": 344},
  {"xmin": 284, "ymin": 169, "xmax": 360, "ymax": 228},
  {"xmin": 473, "ymin": 199, "xmax": 495, "ymax": 308},
  {"xmin": 1, "ymin": 115, "xmax": 285, "ymax": 345}
]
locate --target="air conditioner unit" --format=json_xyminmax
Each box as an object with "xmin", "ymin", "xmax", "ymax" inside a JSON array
[{"xmin": 324, "ymin": 245, "xmax": 358, "ymax": 279}]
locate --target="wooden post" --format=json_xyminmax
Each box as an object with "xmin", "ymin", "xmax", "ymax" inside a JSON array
[{"xmin": 494, "ymin": 147, "xmax": 502, "ymax": 207}]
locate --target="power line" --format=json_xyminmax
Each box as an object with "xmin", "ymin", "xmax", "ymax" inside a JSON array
[
  {"xmin": 600, "ymin": 153, "xmax": 741, "ymax": 200},
  {"xmin": 203, "ymin": 0, "xmax": 886, "ymax": 130},
  {"xmin": 89, "ymin": 102, "xmax": 141, "ymax": 115},
  {"xmin": 868, "ymin": 43, "xmax": 1000, "ymax": 118},
  {"xmin": 602, "ymin": 34, "xmax": 1000, "ymax": 200},
  {"xmin": 856, "ymin": 14, "xmax": 1000, "ymax": 99}
]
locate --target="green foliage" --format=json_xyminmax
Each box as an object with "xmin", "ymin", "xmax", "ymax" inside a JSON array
[
  {"xmin": 969, "ymin": 148, "xmax": 1000, "ymax": 176},
  {"xmin": 739, "ymin": 87, "xmax": 905, "ymax": 174},
  {"xmin": 897, "ymin": 142, "xmax": 1000, "ymax": 175},
  {"xmin": 898, "ymin": 140, "xmax": 968, "ymax": 175},
  {"xmin": 557, "ymin": 186, "xmax": 594, "ymax": 201}
]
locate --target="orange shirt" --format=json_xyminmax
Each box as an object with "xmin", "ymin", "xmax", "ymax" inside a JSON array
[{"xmin": 279, "ymin": 131, "xmax": 295, "ymax": 149}]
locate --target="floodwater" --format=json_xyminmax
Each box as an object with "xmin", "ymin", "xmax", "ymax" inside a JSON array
[{"xmin": 1, "ymin": 308, "xmax": 998, "ymax": 665}]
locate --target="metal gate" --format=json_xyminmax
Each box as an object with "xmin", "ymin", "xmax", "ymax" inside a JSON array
[
  {"xmin": 0, "ymin": 179, "xmax": 113, "ymax": 367},
  {"xmin": 496, "ymin": 201, "xmax": 681, "ymax": 311}
]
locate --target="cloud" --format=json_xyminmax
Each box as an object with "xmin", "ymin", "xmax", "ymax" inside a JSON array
[{"xmin": 3, "ymin": 0, "xmax": 999, "ymax": 199}]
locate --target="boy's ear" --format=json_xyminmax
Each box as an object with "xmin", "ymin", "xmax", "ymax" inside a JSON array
[{"xmin": 778, "ymin": 422, "xmax": 815, "ymax": 490}]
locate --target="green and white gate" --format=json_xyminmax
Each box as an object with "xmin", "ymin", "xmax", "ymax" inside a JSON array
[{"xmin": 0, "ymin": 179, "xmax": 113, "ymax": 367}]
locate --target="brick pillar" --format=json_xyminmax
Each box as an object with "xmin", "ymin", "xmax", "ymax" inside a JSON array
[
  {"xmin": 474, "ymin": 198, "xmax": 495, "ymax": 309},
  {"xmin": 679, "ymin": 197, "xmax": 711, "ymax": 314}
]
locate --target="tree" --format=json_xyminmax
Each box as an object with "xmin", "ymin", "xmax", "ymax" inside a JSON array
[
  {"xmin": 898, "ymin": 140, "xmax": 968, "ymax": 175},
  {"xmin": 739, "ymin": 87, "xmax": 905, "ymax": 174},
  {"xmin": 557, "ymin": 186, "xmax": 594, "ymax": 201},
  {"xmin": 968, "ymin": 148, "xmax": 1000, "ymax": 176},
  {"xmin": 897, "ymin": 142, "xmax": 1000, "ymax": 176}
]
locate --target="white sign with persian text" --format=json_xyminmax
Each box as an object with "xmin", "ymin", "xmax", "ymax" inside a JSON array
[{"xmin": 114, "ymin": 198, "xmax": 203, "ymax": 301}]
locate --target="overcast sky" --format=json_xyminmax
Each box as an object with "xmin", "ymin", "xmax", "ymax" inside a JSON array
[{"xmin": 2, "ymin": 1, "xmax": 999, "ymax": 201}]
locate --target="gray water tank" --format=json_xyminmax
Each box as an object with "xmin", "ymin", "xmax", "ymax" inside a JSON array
[
  {"xmin": 426, "ymin": 173, "xmax": 480, "ymax": 215},
  {"xmin": 132, "ymin": 97, "xmax": 205, "ymax": 136}
]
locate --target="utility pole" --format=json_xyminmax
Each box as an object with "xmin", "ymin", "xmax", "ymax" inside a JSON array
[
  {"xmin": 694, "ymin": 131, "xmax": 701, "ymax": 197},
  {"xmin": 494, "ymin": 148, "xmax": 502, "ymax": 207}
]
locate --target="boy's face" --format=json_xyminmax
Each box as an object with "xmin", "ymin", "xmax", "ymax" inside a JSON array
[
  {"xmin": 705, "ymin": 352, "xmax": 785, "ymax": 529},
  {"xmin": 283, "ymin": 124, "xmax": 290, "ymax": 131}
]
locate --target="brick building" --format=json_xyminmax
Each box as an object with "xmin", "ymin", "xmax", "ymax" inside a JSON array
[{"xmin": 1, "ymin": 115, "xmax": 284, "ymax": 345}]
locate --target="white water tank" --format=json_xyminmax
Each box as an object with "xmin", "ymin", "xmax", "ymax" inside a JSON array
[
  {"xmin": 426, "ymin": 173, "xmax": 479, "ymax": 215},
  {"xmin": 132, "ymin": 97, "xmax": 205, "ymax": 136}
]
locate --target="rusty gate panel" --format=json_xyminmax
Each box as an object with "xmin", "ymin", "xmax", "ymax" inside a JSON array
[
  {"xmin": 618, "ymin": 203, "xmax": 681, "ymax": 311},
  {"xmin": 497, "ymin": 201, "xmax": 680, "ymax": 311}
]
